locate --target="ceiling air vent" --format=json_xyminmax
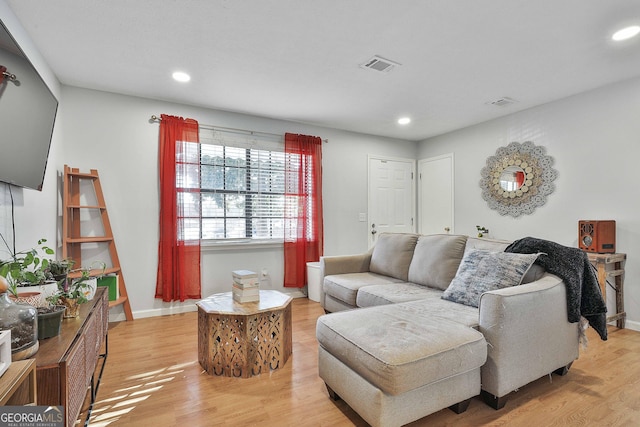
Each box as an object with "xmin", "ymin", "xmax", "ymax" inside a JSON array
[
  {"xmin": 360, "ymin": 56, "xmax": 400, "ymax": 73},
  {"xmin": 486, "ymin": 97, "xmax": 517, "ymax": 107}
]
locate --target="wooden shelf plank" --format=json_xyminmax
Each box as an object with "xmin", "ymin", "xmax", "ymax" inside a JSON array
[
  {"xmin": 68, "ymin": 267, "xmax": 121, "ymax": 279},
  {"xmin": 67, "ymin": 205, "xmax": 106, "ymax": 209},
  {"xmin": 66, "ymin": 236, "xmax": 114, "ymax": 243},
  {"xmin": 607, "ymin": 269, "xmax": 625, "ymax": 277},
  {"xmin": 65, "ymin": 171, "xmax": 98, "ymax": 179},
  {"xmin": 109, "ymin": 296, "xmax": 128, "ymax": 309}
]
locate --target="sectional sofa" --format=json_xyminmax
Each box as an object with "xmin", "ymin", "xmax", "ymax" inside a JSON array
[{"xmin": 316, "ymin": 233, "xmax": 588, "ymax": 427}]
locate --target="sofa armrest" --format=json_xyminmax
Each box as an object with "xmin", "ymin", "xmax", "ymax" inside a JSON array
[
  {"xmin": 319, "ymin": 252, "xmax": 372, "ymax": 309},
  {"xmin": 320, "ymin": 252, "xmax": 372, "ymax": 277},
  {"xmin": 478, "ymin": 273, "xmax": 580, "ymax": 398}
]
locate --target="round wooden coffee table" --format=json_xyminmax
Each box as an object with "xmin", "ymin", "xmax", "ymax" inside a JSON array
[{"xmin": 197, "ymin": 290, "xmax": 293, "ymax": 378}]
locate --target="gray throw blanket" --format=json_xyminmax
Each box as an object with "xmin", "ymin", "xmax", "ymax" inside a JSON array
[{"xmin": 505, "ymin": 237, "xmax": 607, "ymax": 341}]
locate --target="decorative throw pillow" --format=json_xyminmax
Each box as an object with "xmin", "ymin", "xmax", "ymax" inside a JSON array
[{"xmin": 442, "ymin": 249, "xmax": 540, "ymax": 308}]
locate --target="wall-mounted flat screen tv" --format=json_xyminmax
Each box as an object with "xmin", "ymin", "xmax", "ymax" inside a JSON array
[{"xmin": 0, "ymin": 19, "xmax": 58, "ymax": 191}]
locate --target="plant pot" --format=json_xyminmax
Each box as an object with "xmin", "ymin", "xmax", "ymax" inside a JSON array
[
  {"xmin": 37, "ymin": 305, "xmax": 65, "ymax": 339},
  {"xmin": 34, "ymin": 281, "xmax": 59, "ymax": 305},
  {"xmin": 62, "ymin": 298, "xmax": 80, "ymax": 318},
  {"xmin": 10, "ymin": 291, "xmax": 41, "ymax": 307},
  {"xmin": 82, "ymin": 277, "xmax": 97, "ymax": 301},
  {"xmin": 52, "ymin": 274, "xmax": 67, "ymax": 283}
]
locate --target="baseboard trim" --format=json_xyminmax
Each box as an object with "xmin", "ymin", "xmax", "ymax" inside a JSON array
[
  {"xmin": 108, "ymin": 290, "xmax": 308, "ymax": 322},
  {"xmin": 621, "ymin": 319, "xmax": 640, "ymax": 332}
]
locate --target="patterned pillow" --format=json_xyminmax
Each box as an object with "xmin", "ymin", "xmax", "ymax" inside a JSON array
[{"xmin": 441, "ymin": 249, "xmax": 540, "ymax": 308}]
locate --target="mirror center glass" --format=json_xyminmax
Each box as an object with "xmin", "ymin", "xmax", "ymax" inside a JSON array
[{"xmin": 499, "ymin": 165, "xmax": 526, "ymax": 191}]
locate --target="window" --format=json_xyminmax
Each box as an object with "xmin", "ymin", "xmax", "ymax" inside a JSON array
[{"xmin": 177, "ymin": 128, "xmax": 305, "ymax": 243}]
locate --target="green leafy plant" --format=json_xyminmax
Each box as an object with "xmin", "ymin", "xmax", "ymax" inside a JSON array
[
  {"xmin": 0, "ymin": 237, "xmax": 55, "ymax": 294},
  {"xmin": 48, "ymin": 259, "xmax": 75, "ymax": 278},
  {"xmin": 47, "ymin": 261, "xmax": 106, "ymax": 305},
  {"xmin": 476, "ymin": 225, "xmax": 489, "ymax": 238},
  {"xmin": 47, "ymin": 273, "xmax": 90, "ymax": 305}
]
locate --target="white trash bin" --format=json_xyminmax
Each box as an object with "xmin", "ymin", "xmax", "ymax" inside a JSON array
[{"xmin": 306, "ymin": 262, "xmax": 321, "ymax": 302}]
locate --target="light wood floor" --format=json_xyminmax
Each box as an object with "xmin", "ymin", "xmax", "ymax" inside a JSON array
[{"xmin": 79, "ymin": 298, "xmax": 640, "ymax": 426}]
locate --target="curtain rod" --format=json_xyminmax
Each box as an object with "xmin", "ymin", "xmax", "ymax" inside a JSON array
[{"xmin": 150, "ymin": 115, "xmax": 328, "ymax": 143}]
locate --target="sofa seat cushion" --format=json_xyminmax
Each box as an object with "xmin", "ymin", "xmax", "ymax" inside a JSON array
[
  {"xmin": 316, "ymin": 303, "xmax": 487, "ymax": 396},
  {"xmin": 356, "ymin": 283, "xmax": 442, "ymax": 308},
  {"xmin": 400, "ymin": 298, "xmax": 480, "ymax": 329},
  {"xmin": 408, "ymin": 234, "xmax": 468, "ymax": 290},
  {"xmin": 369, "ymin": 233, "xmax": 419, "ymax": 281},
  {"xmin": 323, "ymin": 272, "xmax": 403, "ymax": 306}
]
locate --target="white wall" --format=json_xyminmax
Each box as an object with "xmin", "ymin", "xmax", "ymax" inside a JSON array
[
  {"xmin": 418, "ymin": 76, "xmax": 640, "ymax": 331},
  {"xmin": 0, "ymin": 1, "xmax": 61, "ymax": 264},
  {"xmin": 0, "ymin": 1, "xmax": 60, "ymax": 98},
  {"xmin": 57, "ymin": 86, "xmax": 416, "ymax": 320}
]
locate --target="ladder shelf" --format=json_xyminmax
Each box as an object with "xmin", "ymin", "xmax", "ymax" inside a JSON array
[{"xmin": 62, "ymin": 165, "xmax": 133, "ymax": 320}]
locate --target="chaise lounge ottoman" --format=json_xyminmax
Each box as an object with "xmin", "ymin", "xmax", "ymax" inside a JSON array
[{"xmin": 316, "ymin": 302, "xmax": 487, "ymax": 427}]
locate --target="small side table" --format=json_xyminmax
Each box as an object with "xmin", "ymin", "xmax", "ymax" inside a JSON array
[
  {"xmin": 0, "ymin": 359, "xmax": 37, "ymax": 405},
  {"xmin": 197, "ymin": 290, "xmax": 293, "ymax": 378},
  {"xmin": 587, "ymin": 252, "xmax": 626, "ymax": 328}
]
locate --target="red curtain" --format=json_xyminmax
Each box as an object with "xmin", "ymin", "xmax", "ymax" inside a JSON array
[
  {"xmin": 156, "ymin": 114, "xmax": 202, "ymax": 302},
  {"xmin": 284, "ymin": 133, "xmax": 323, "ymax": 288}
]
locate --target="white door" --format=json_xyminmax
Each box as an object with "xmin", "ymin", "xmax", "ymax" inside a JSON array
[
  {"xmin": 368, "ymin": 156, "xmax": 415, "ymax": 246},
  {"xmin": 418, "ymin": 154, "xmax": 454, "ymax": 235}
]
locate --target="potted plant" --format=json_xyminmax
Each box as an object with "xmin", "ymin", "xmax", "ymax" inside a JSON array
[
  {"xmin": 47, "ymin": 262, "xmax": 106, "ymax": 318},
  {"xmin": 80, "ymin": 261, "xmax": 106, "ymax": 301},
  {"xmin": 0, "ymin": 236, "xmax": 70, "ymax": 338},
  {"xmin": 48, "ymin": 259, "xmax": 75, "ymax": 282},
  {"xmin": 36, "ymin": 305, "xmax": 66, "ymax": 339},
  {"xmin": 0, "ymin": 237, "xmax": 56, "ymax": 306}
]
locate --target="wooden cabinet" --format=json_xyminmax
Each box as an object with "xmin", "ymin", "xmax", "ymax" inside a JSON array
[
  {"xmin": 0, "ymin": 359, "xmax": 37, "ymax": 405},
  {"xmin": 33, "ymin": 287, "xmax": 108, "ymax": 427}
]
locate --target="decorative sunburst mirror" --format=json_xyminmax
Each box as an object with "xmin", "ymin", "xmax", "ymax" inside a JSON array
[{"xmin": 480, "ymin": 141, "xmax": 557, "ymax": 217}]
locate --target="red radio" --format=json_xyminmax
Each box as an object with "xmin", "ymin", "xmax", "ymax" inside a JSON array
[{"xmin": 578, "ymin": 220, "xmax": 616, "ymax": 253}]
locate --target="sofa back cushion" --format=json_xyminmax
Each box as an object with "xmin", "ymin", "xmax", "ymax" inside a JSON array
[
  {"xmin": 465, "ymin": 236, "xmax": 510, "ymax": 252},
  {"xmin": 408, "ymin": 234, "xmax": 468, "ymax": 290},
  {"xmin": 369, "ymin": 233, "xmax": 419, "ymax": 281}
]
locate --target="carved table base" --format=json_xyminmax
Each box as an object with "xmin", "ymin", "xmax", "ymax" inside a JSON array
[{"xmin": 197, "ymin": 290, "xmax": 292, "ymax": 378}]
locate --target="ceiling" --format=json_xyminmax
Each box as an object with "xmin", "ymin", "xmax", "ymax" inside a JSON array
[{"xmin": 5, "ymin": 0, "xmax": 640, "ymax": 141}]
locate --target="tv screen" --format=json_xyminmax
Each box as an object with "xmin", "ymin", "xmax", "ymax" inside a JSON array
[{"xmin": 0, "ymin": 19, "xmax": 58, "ymax": 191}]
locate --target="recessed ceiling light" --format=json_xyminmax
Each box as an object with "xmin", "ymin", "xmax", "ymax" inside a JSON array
[
  {"xmin": 612, "ymin": 25, "xmax": 640, "ymax": 41},
  {"xmin": 397, "ymin": 117, "xmax": 411, "ymax": 125},
  {"xmin": 172, "ymin": 71, "xmax": 191, "ymax": 82}
]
